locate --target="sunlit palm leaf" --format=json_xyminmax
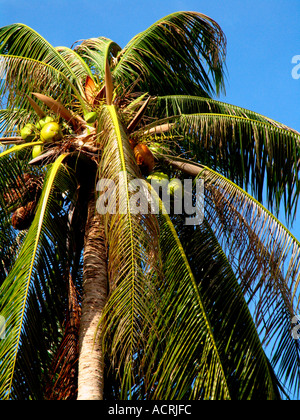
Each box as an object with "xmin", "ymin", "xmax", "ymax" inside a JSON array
[
  {"xmin": 0, "ymin": 12, "xmax": 299, "ymax": 401},
  {"xmin": 0, "ymin": 145, "xmax": 39, "ymax": 228},
  {"xmin": 0, "ymin": 55, "xmax": 84, "ymax": 128},
  {"xmin": 0, "ymin": 154, "xmax": 69, "ymax": 399},
  {"xmin": 113, "ymin": 11, "xmax": 226, "ymax": 96},
  {"xmin": 55, "ymin": 46, "xmax": 94, "ymax": 81},
  {"xmin": 74, "ymin": 37, "xmax": 121, "ymax": 78},
  {"xmin": 171, "ymin": 109, "xmax": 300, "ymax": 219},
  {"xmin": 0, "ymin": 24, "xmax": 82, "ymax": 93},
  {"xmin": 178, "ymin": 216, "xmax": 282, "ymax": 399},
  {"xmin": 98, "ymin": 105, "xmax": 161, "ymax": 397},
  {"xmin": 156, "ymin": 95, "xmax": 300, "ymax": 133}
]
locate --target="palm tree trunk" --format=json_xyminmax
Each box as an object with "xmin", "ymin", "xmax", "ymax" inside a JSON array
[{"xmin": 77, "ymin": 194, "xmax": 108, "ymax": 400}]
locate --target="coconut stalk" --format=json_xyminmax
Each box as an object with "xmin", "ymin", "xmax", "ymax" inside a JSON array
[{"xmin": 105, "ymin": 59, "xmax": 114, "ymax": 106}]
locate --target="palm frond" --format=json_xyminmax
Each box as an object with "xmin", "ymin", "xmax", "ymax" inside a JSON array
[
  {"xmin": 195, "ymin": 164, "xmax": 300, "ymax": 398},
  {"xmin": 55, "ymin": 45, "xmax": 94, "ymax": 81},
  {"xmin": 175, "ymin": 112, "xmax": 300, "ymax": 220},
  {"xmin": 0, "ymin": 55, "xmax": 83, "ymax": 128},
  {"xmin": 156, "ymin": 95, "xmax": 300, "ymax": 133},
  {"xmin": 0, "ymin": 154, "xmax": 69, "ymax": 399},
  {"xmin": 74, "ymin": 37, "xmax": 121, "ymax": 78},
  {"xmin": 105, "ymin": 60, "xmax": 114, "ymax": 106},
  {"xmin": 98, "ymin": 104, "xmax": 161, "ymax": 397},
  {"xmin": 113, "ymin": 11, "xmax": 226, "ymax": 96},
  {"xmin": 0, "ymin": 24, "xmax": 83, "ymax": 93},
  {"xmin": 150, "ymin": 96, "xmax": 300, "ymax": 219},
  {"xmin": 144, "ymin": 196, "xmax": 231, "ymax": 400},
  {"xmin": 177, "ymin": 215, "xmax": 282, "ymax": 399}
]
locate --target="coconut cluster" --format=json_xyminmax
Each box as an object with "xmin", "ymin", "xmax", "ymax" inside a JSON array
[
  {"xmin": 3, "ymin": 173, "xmax": 43, "ymax": 231},
  {"xmin": 147, "ymin": 172, "xmax": 183, "ymax": 197},
  {"xmin": 20, "ymin": 117, "xmax": 63, "ymax": 159},
  {"xmin": 130, "ymin": 140, "xmax": 182, "ymax": 198}
]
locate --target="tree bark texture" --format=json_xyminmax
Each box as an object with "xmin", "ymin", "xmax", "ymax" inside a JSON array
[{"xmin": 77, "ymin": 194, "xmax": 108, "ymax": 400}]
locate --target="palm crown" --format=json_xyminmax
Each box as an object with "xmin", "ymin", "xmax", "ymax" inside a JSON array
[{"xmin": 0, "ymin": 11, "xmax": 300, "ymax": 400}]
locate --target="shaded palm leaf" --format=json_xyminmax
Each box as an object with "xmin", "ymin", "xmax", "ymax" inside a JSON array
[
  {"xmin": 178, "ymin": 217, "xmax": 282, "ymax": 399},
  {"xmin": 146, "ymin": 202, "xmax": 281, "ymax": 399},
  {"xmin": 143, "ymin": 196, "xmax": 231, "ymax": 400},
  {"xmin": 171, "ymin": 161, "xmax": 300, "ymax": 398}
]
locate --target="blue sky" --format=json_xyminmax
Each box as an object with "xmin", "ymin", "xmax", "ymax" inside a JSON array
[
  {"xmin": 1, "ymin": 0, "xmax": 298, "ymax": 128},
  {"xmin": 1, "ymin": 0, "xmax": 299, "ymax": 232}
]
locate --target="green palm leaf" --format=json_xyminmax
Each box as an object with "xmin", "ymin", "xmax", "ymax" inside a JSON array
[
  {"xmin": 0, "ymin": 154, "xmax": 69, "ymax": 399},
  {"xmin": 113, "ymin": 11, "xmax": 226, "ymax": 96},
  {"xmin": 154, "ymin": 95, "xmax": 300, "ymax": 219},
  {"xmin": 0, "ymin": 24, "xmax": 81, "ymax": 91},
  {"xmin": 0, "ymin": 141, "xmax": 43, "ymax": 157},
  {"xmin": 147, "ymin": 201, "xmax": 231, "ymax": 400},
  {"xmin": 200, "ymin": 166, "xmax": 300, "ymax": 398},
  {"xmin": 0, "ymin": 55, "xmax": 84, "ymax": 117},
  {"xmin": 167, "ymin": 160, "xmax": 300, "ymax": 398},
  {"xmin": 98, "ymin": 105, "xmax": 160, "ymax": 397},
  {"xmin": 74, "ymin": 37, "xmax": 121, "ymax": 78},
  {"xmin": 140, "ymin": 189, "xmax": 281, "ymax": 399}
]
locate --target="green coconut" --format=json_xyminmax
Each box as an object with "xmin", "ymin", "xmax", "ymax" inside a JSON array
[
  {"xmin": 20, "ymin": 123, "xmax": 36, "ymax": 142},
  {"xmin": 36, "ymin": 116, "xmax": 55, "ymax": 130},
  {"xmin": 149, "ymin": 142, "xmax": 164, "ymax": 155},
  {"xmin": 147, "ymin": 171, "xmax": 169, "ymax": 189},
  {"xmin": 32, "ymin": 145, "xmax": 44, "ymax": 159},
  {"xmin": 40, "ymin": 122, "xmax": 62, "ymax": 143}
]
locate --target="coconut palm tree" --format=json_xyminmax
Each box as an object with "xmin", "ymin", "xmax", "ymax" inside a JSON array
[{"xmin": 0, "ymin": 11, "xmax": 300, "ymax": 400}]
